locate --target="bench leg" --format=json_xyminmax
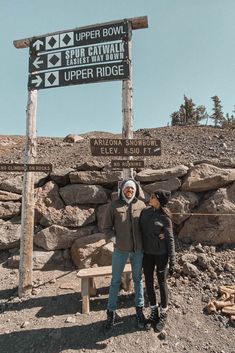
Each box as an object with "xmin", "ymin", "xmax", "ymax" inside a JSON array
[
  {"xmin": 89, "ymin": 278, "xmax": 97, "ymax": 296},
  {"xmin": 81, "ymin": 278, "xmax": 90, "ymax": 314}
]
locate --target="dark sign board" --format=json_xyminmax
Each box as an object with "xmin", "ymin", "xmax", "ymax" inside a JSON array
[
  {"xmin": 30, "ymin": 21, "xmax": 128, "ymax": 54},
  {"xmin": 0, "ymin": 164, "xmax": 52, "ymax": 172},
  {"xmin": 90, "ymin": 138, "xmax": 161, "ymax": 156},
  {"xmin": 111, "ymin": 160, "xmax": 145, "ymax": 169},
  {"xmin": 29, "ymin": 41, "xmax": 128, "ymax": 73},
  {"xmin": 28, "ymin": 61, "xmax": 129, "ymax": 90}
]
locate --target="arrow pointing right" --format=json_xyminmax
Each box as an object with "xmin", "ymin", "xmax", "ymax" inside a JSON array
[{"xmin": 31, "ymin": 75, "xmax": 43, "ymax": 87}]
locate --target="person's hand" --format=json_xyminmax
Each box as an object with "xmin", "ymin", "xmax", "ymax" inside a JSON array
[{"xmin": 110, "ymin": 236, "xmax": 116, "ymax": 244}]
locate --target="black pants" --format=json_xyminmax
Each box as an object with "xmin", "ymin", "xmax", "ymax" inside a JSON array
[{"xmin": 143, "ymin": 253, "xmax": 168, "ymax": 308}]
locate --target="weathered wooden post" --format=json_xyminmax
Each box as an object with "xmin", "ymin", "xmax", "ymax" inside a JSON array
[
  {"xmin": 18, "ymin": 89, "xmax": 37, "ymax": 297},
  {"xmin": 122, "ymin": 21, "xmax": 133, "ymax": 180}
]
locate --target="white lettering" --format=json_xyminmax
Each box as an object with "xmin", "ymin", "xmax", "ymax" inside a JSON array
[{"xmin": 64, "ymin": 68, "xmax": 94, "ymax": 81}]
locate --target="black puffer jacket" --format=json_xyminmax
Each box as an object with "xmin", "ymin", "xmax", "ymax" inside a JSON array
[{"xmin": 140, "ymin": 206, "xmax": 175, "ymax": 265}]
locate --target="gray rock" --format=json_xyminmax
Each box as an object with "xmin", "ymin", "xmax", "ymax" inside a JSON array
[
  {"xmin": 69, "ymin": 170, "xmax": 122, "ymax": 186},
  {"xmin": 0, "ymin": 201, "xmax": 21, "ymax": 220},
  {"xmin": 0, "ymin": 190, "xmax": 22, "ymax": 202},
  {"xmin": 38, "ymin": 205, "xmax": 96, "ymax": 228},
  {"xmin": 34, "ymin": 224, "xmax": 98, "ymax": 250},
  {"xmin": 0, "ymin": 220, "xmax": 21, "ymax": 250},
  {"xmin": 182, "ymin": 262, "xmax": 200, "ymax": 277},
  {"xmin": 181, "ymin": 163, "xmax": 235, "ymax": 192},
  {"xmin": 136, "ymin": 165, "xmax": 188, "ymax": 182},
  {"xmin": 179, "ymin": 188, "xmax": 235, "ymax": 245},
  {"xmin": 142, "ymin": 178, "xmax": 181, "ymax": 194},
  {"xmin": 60, "ymin": 184, "xmax": 109, "ymax": 204}
]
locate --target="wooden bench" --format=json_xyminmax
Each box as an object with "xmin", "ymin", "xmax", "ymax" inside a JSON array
[{"xmin": 77, "ymin": 264, "xmax": 132, "ymax": 314}]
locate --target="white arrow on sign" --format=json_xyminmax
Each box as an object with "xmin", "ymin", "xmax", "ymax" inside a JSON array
[
  {"xmin": 154, "ymin": 147, "xmax": 161, "ymax": 153},
  {"xmin": 32, "ymin": 57, "xmax": 44, "ymax": 69},
  {"xmin": 32, "ymin": 39, "xmax": 44, "ymax": 51},
  {"xmin": 31, "ymin": 75, "xmax": 43, "ymax": 87}
]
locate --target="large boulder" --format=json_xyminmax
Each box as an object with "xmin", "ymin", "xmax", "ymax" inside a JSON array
[
  {"xmin": 34, "ymin": 224, "xmax": 98, "ymax": 250},
  {"xmin": 38, "ymin": 205, "xmax": 96, "ymax": 228},
  {"xmin": 0, "ymin": 220, "xmax": 21, "ymax": 249},
  {"xmin": 136, "ymin": 165, "xmax": 188, "ymax": 182},
  {"xmin": 181, "ymin": 164, "xmax": 235, "ymax": 192},
  {"xmin": 60, "ymin": 184, "xmax": 109, "ymax": 204},
  {"xmin": 168, "ymin": 191, "xmax": 200, "ymax": 225},
  {"xmin": 179, "ymin": 188, "xmax": 235, "ymax": 245},
  {"xmin": 142, "ymin": 178, "xmax": 181, "ymax": 194},
  {"xmin": 50, "ymin": 168, "xmax": 74, "ymax": 187},
  {"xmin": 0, "ymin": 175, "xmax": 23, "ymax": 194},
  {"xmin": 71, "ymin": 233, "xmax": 106, "ymax": 268},
  {"xmin": 96, "ymin": 203, "xmax": 110, "ymax": 232},
  {"xmin": 0, "ymin": 201, "xmax": 21, "ymax": 220},
  {"xmin": 69, "ymin": 171, "xmax": 122, "ymax": 187},
  {"xmin": 0, "ymin": 190, "xmax": 21, "ymax": 202}
]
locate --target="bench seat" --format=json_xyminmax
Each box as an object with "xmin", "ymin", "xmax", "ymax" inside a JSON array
[{"xmin": 77, "ymin": 264, "xmax": 132, "ymax": 313}]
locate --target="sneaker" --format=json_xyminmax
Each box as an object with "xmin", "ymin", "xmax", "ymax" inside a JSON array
[
  {"xmin": 136, "ymin": 306, "xmax": 146, "ymax": 329},
  {"xmin": 155, "ymin": 311, "xmax": 167, "ymax": 332},
  {"xmin": 105, "ymin": 310, "xmax": 116, "ymax": 329},
  {"xmin": 145, "ymin": 306, "xmax": 159, "ymax": 331}
]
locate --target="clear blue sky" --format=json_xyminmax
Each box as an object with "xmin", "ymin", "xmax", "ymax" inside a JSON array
[{"xmin": 1, "ymin": 0, "xmax": 234, "ymax": 137}]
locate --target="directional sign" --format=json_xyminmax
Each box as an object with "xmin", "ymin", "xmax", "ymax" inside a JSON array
[
  {"xmin": 0, "ymin": 164, "xmax": 52, "ymax": 172},
  {"xmin": 29, "ymin": 41, "xmax": 128, "ymax": 73},
  {"xmin": 30, "ymin": 21, "xmax": 128, "ymax": 54},
  {"xmin": 111, "ymin": 160, "xmax": 145, "ymax": 169},
  {"xmin": 28, "ymin": 61, "xmax": 129, "ymax": 90},
  {"xmin": 90, "ymin": 139, "xmax": 161, "ymax": 156}
]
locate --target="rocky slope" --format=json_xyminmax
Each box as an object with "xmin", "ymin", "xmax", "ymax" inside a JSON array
[{"xmin": 0, "ymin": 126, "xmax": 234, "ymax": 171}]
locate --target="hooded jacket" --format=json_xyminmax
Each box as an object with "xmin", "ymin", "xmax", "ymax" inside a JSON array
[
  {"xmin": 103, "ymin": 179, "xmax": 146, "ymax": 252},
  {"xmin": 140, "ymin": 206, "xmax": 175, "ymax": 266}
]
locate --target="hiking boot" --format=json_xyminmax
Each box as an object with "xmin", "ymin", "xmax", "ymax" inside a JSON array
[
  {"xmin": 136, "ymin": 306, "xmax": 146, "ymax": 329},
  {"xmin": 105, "ymin": 310, "xmax": 116, "ymax": 329},
  {"xmin": 145, "ymin": 306, "xmax": 159, "ymax": 331},
  {"xmin": 155, "ymin": 311, "xmax": 167, "ymax": 332}
]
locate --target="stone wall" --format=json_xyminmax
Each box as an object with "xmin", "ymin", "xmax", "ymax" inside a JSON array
[{"xmin": 0, "ymin": 162, "xmax": 234, "ymax": 269}]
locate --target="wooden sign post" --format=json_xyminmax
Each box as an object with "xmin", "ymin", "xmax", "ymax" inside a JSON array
[
  {"xmin": 122, "ymin": 21, "xmax": 133, "ymax": 180},
  {"xmin": 18, "ymin": 89, "xmax": 37, "ymax": 297}
]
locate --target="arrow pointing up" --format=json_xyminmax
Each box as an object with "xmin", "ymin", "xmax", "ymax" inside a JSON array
[
  {"xmin": 32, "ymin": 39, "xmax": 44, "ymax": 51},
  {"xmin": 31, "ymin": 75, "xmax": 43, "ymax": 87}
]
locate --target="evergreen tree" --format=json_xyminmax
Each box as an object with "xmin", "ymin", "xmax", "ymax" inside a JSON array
[
  {"xmin": 211, "ymin": 96, "xmax": 224, "ymax": 127},
  {"xmin": 183, "ymin": 95, "xmax": 196, "ymax": 125},
  {"xmin": 195, "ymin": 105, "xmax": 208, "ymax": 124},
  {"xmin": 170, "ymin": 96, "xmax": 207, "ymax": 126},
  {"xmin": 171, "ymin": 111, "xmax": 181, "ymax": 126}
]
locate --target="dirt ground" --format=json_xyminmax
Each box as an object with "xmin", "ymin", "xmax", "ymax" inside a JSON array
[{"xmin": 0, "ymin": 247, "xmax": 234, "ymax": 353}]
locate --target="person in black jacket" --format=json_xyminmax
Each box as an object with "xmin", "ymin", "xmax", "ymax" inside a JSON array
[{"xmin": 140, "ymin": 189, "xmax": 175, "ymax": 332}]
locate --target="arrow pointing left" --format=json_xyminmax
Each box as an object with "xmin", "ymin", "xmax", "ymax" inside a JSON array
[
  {"xmin": 31, "ymin": 75, "xmax": 43, "ymax": 87},
  {"xmin": 32, "ymin": 57, "xmax": 44, "ymax": 69}
]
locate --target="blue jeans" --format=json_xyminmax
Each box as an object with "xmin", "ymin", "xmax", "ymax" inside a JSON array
[{"xmin": 107, "ymin": 249, "xmax": 144, "ymax": 311}]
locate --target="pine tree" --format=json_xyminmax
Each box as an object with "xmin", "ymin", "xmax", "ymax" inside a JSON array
[
  {"xmin": 211, "ymin": 96, "xmax": 224, "ymax": 127},
  {"xmin": 183, "ymin": 95, "xmax": 196, "ymax": 125},
  {"xmin": 195, "ymin": 105, "xmax": 208, "ymax": 124},
  {"xmin": 171, "ymin": 111, "xmax": 181, "ymax": 126}
]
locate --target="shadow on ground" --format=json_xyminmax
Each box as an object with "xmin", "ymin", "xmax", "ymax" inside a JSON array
[{"xmin": 0, "ymin": 314, "xmax": 138, "ymax": 353}]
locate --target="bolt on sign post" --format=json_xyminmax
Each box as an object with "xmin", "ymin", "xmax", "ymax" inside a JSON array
[{"xmin": 14, "ymin": 16, "xmax": 148, "ymax": 297}]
